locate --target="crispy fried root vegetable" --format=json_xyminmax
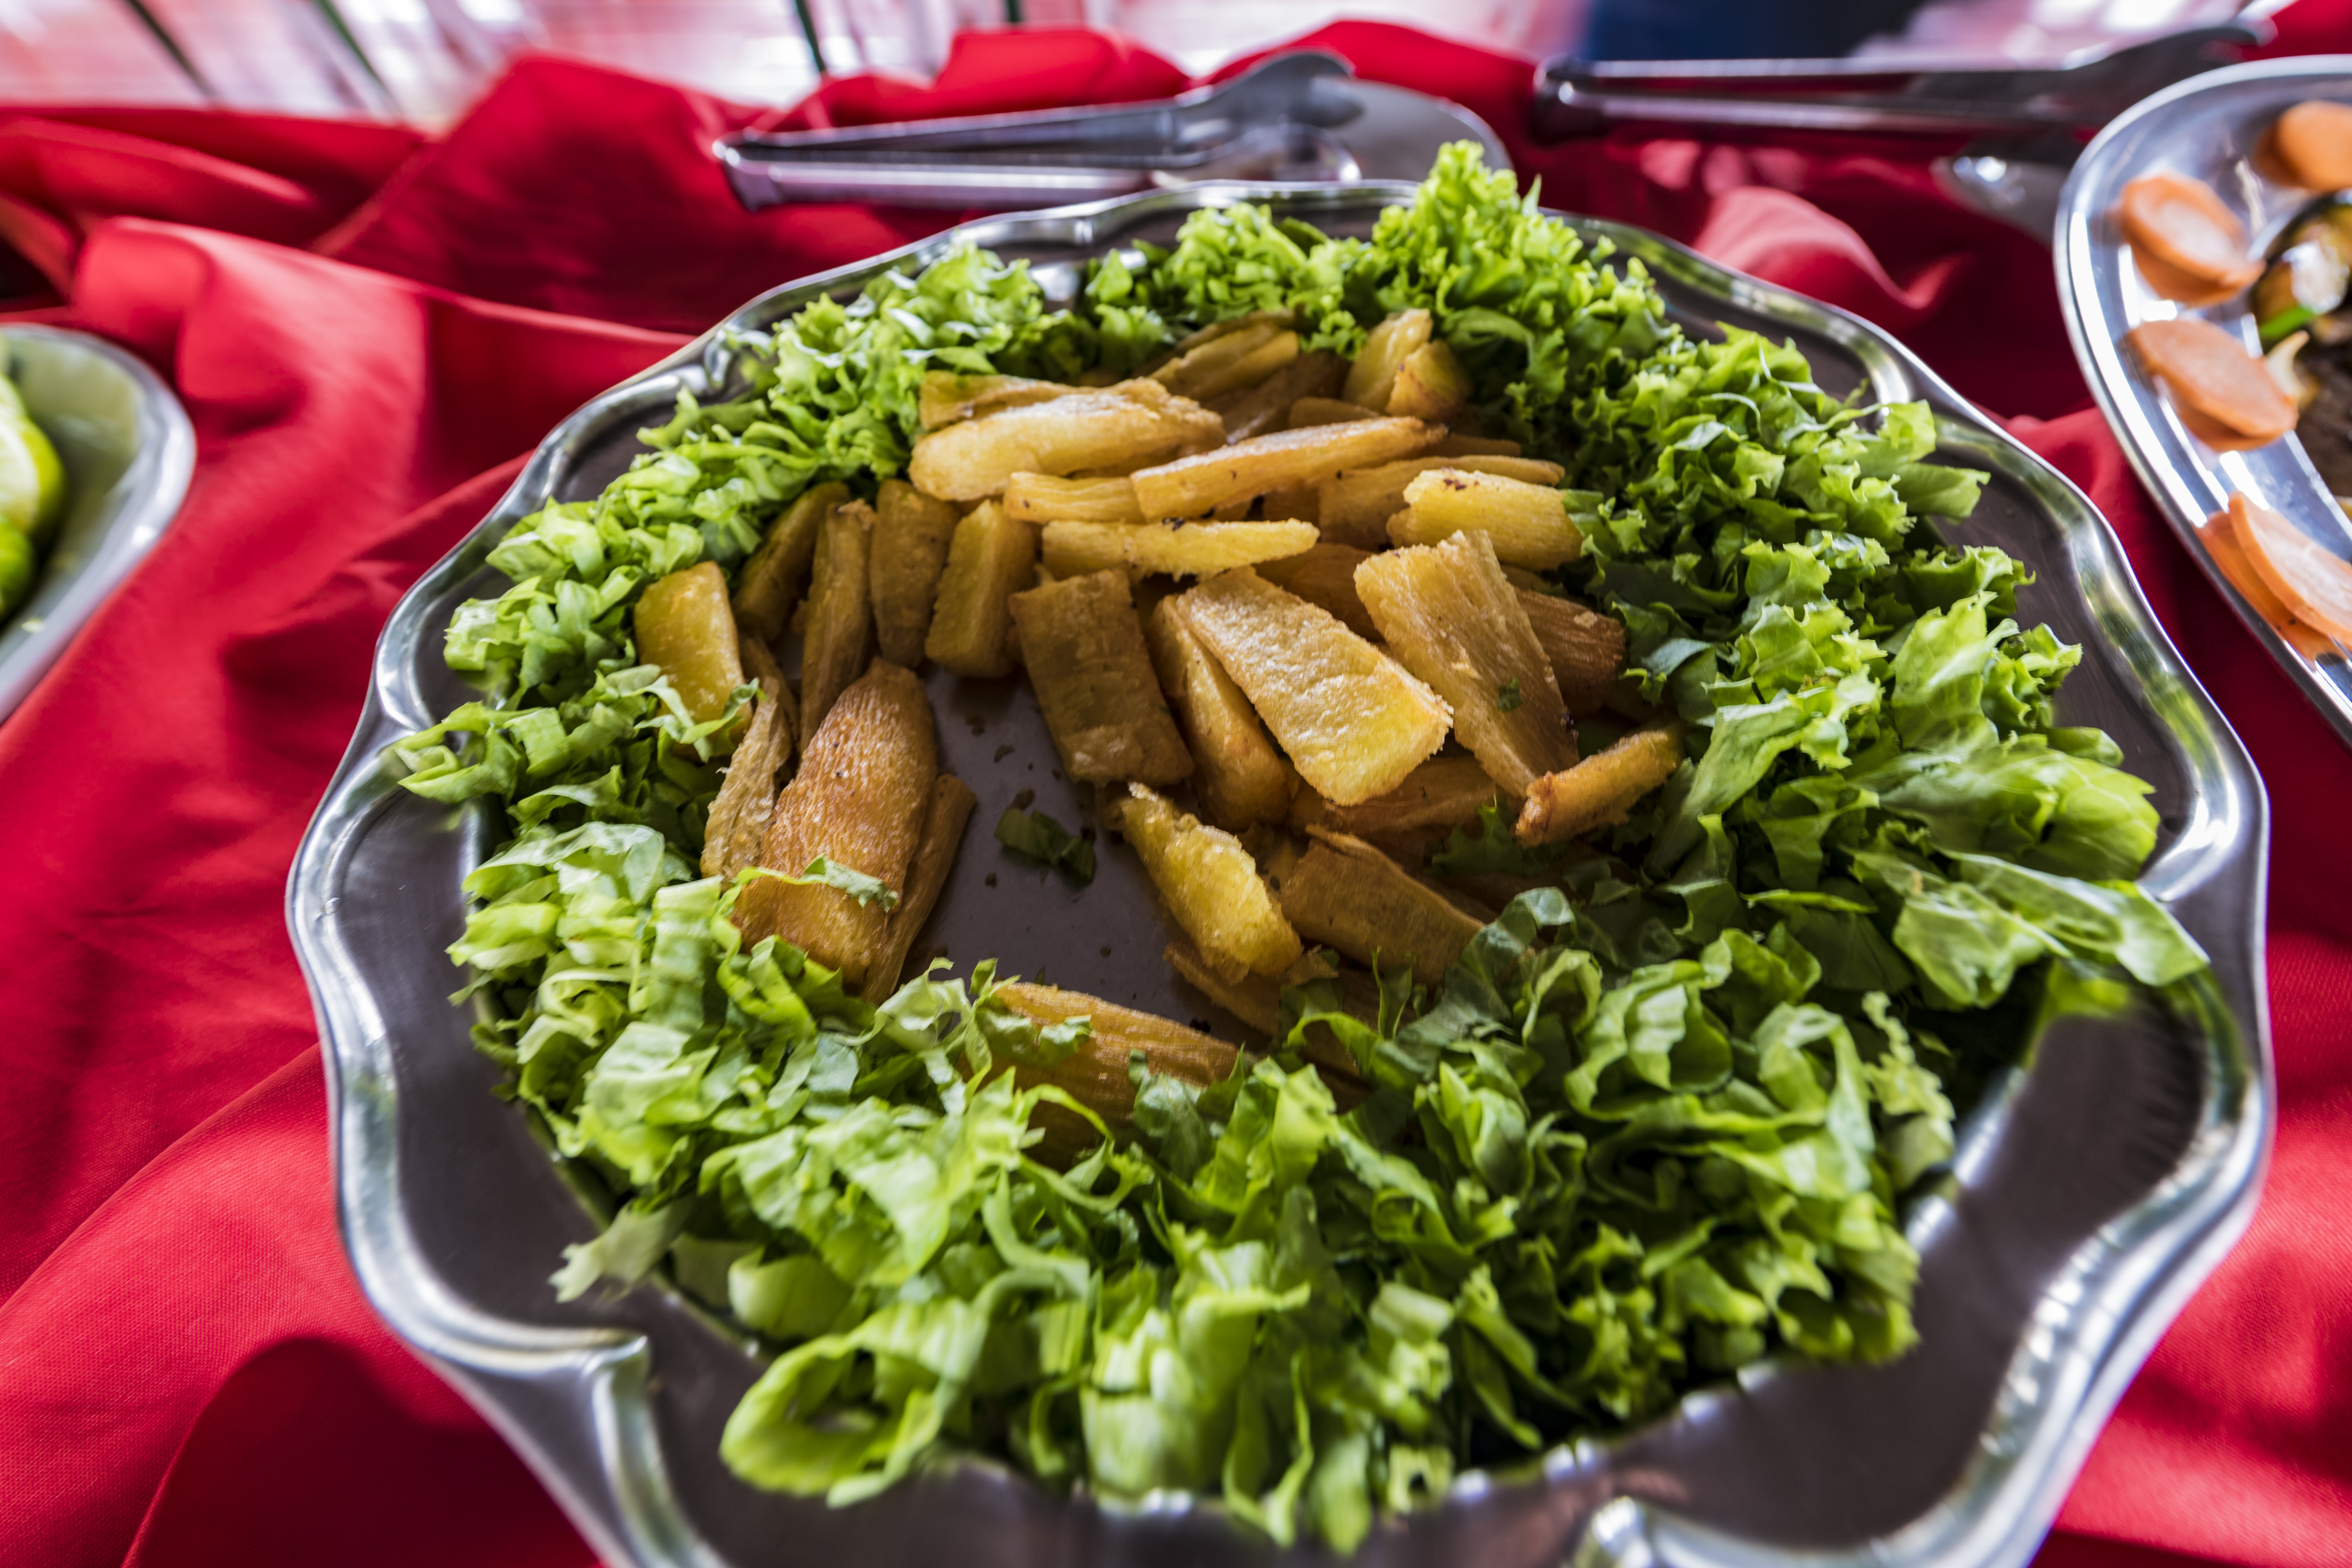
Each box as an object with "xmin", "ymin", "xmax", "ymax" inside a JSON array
[
  {"xmin": 1318, "ymin": 455, "xmax": 1567, "ymax": 550},
  {"xmin": 634, "ymin": 561, "xmax": 744, "ymax": 724},
  {"xmin": 1160, "ymin": 942, "xmax": 1369, "ymax": 1104},
  {"xmin": 1386, "ymin": 340, "xmax": 1471, "ymax": 423},
  {"xmin": 1145, "ymin": 310, "xmax": 1290, "ymax": 375},
  {"xmin": 2115, "ymin": 172, "xmax": 2262, "ymax": 296},
  {"xmin": 2228, "ymin": 490, "xmax": 2352, "ymax": 642},
  {"xmin": 1041, "ymin": 520, "xmax": 1318, "ymax": 580},
  {"xmin": 925, "ymin": 500, "xmax": 1036, "ymax": 678},
  {"xmin": 2204, "ymin": 497, "xmax": 2342, "ymax": 658},
  {"xmin": 1132, "ymin": 417, "xmax": 1439, "ymax": 521},
  {"xmin": 702, "ymin": 639, "xmax": 795, "ymax": 881},
  {"xmin": 1156, "ymin": 321, "xmax": 1299, "ymax": 403},
  {"xmin": 1292, "ymin": 754, "xmax": 1501, "ymax": 839},
  {"xmin": 1144, "ymin": 598, "xmax": 1291, "ymax": 829},
  {"xmin": 1391, "ymin": 468, "xmax": 1586, "ymax": 570},
  {"xmin": 1006, "ymin": 570, "xmax": 1192, "ymax": 786},
  {"xmin": 917, "ymin": 372, "xmax": 1072, "ymax": 429},
  {"xmin": 2264, "ymin": 100, "xmax": 2352, "ymax": 192},
  {"xmin": 1515, "ymin": 590, "xmax": 1627, "ymax": 716},
  {"xmin": 1115, "ymin": 783, "xmax": 1302, "ymax": 980},
  {"xmin": 859, "ymin": 774, "xmax": 978, "ymax": 1003},
  {"xmin": 1254, "ymin": 542, "xmax": 1378, "ymax": 639},
  {"xmin": 991, "ymin": 980, "xmax": 1237, "ymax": 1162},
  {"xmin": 2125, "ymin": 318, "xmax": 2300, "ymax": 446},
  {"xmin": 1356, "ymin": 531, "xmax": 1574, "ymax": 796},
  {"xmin": 1211, "ymin": 350, "xmax": 1347, "ymax": 442},
  {"xmin": 1515, "ymin": 721, "xmax": 1687, "ymax": 847},
  {"xmin": 1288, "ymin": 396, "xmax": 1382, "ymax": 429},
  {"xmin": 737, "ymin": 659, "xmax": 938, "ymax": 985},
  {"xmin": 1174, "ymin": 568, "xmax": 1451, "ymax": 805},
  {"xmin": 1279, "ymin": 829, "xmax": 1481, "ymax": 986},
  {"xmin": 800, "ymin": 500, "xmax": 876, "ymax": 746},
  {"xmin": 869, "ymin": 480, "xmax": 960, "ymax": 667},
  {"xmin": 1343, "ymin": 308, "xmax": 1433, "ymax": 411},
  {"xmin": 1004, "ymin": 472, "xmax": 1145, "ymax": 525},
  {"xmin": 732, "ymin": 481, "xmax": 847, "ymax": 647},
  {"xmin": 908, "ymin": 381, "xmax": 1223, "ymax": 501},
  {"xmin": 1430, "ymin": 432, "xmax": 1521, "ymax": 457}
]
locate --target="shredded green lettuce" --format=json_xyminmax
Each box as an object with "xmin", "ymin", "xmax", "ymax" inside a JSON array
[{"xmin": 395, "ymin": 142, "xmax": 2209, "ymax": 1552}]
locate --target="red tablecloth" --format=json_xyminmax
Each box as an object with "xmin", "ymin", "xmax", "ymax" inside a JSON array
[{"xmin": 2, "ymin": 16, "xmax": 2348, "ymax": 1568}]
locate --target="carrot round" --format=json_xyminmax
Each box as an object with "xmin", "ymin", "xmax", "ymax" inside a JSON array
[
  {"xmin": 2124, "ymin": 318, "xmax": 2298, "ymax": 445},
  {"xmin": 2129, "ymin": 245, "xmax": 2248, "ymax": 308},
  {"xmin": 2265, "ymin": 101, "xmax": 2352, "ymax": 193},
  {"xmin": 2232, "ymin": 492, "xmax": 2352, "ymax": 643},
  {"xmin": 2115, "ymin": 171, "xmax": 2262, "ymax": 293},
  {"xmin": 2207, "ymin": 497, "xmax": 2341, "ymax": 656}
]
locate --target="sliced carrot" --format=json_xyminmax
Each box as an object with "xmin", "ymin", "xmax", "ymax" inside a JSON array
[
  {"xmin": 2125, "ymin": 318, "xmax": 2299, "ymax": 445},
  {"xmin": 2206, "ymin": 498, "xmax": 2341, "ymax": 657},
  {"xmin": 2128, "ymin": 245, "xmax": 2248, "ymax": 308},
  {"xmin": 2176, "ymin": 402, "xmax": 2288, "ymax": 453},
  {"xmin": 2232, "ymin": 492, "xmax": 2352, "ymax": 643},
  {"xmin": 2263, "ymin": 101, "xmax": 2352, "ymax": 193},
  {"xmin": 2115, "ymin": 172, "xmax": 2262, "ymax": 292}
]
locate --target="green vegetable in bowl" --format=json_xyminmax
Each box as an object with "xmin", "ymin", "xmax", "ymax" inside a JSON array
[{"xmin": 393, "ymin": 144, "xmax": 2208, "ymax": 1551}]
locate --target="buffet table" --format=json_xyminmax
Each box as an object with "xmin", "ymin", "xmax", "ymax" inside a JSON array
[{"xmin": 1, "ymin": 15, "xmax": 2346, "ymax": 1568}]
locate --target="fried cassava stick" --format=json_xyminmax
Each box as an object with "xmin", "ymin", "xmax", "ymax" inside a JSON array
[
  {"xmin": 1278, "ymin": 829, "xmax": 1483, "ymax": 986},
  {"xmin": 1172, "ymin": 568, "xmax": 1450, "ymax": 806},
  {"xmin": 635, "ymin": 561, "xmax": 744, "ymax": 724},
  {"xmin": 868, "ymin": 480, "xmax": 959, "ymax": 667},
  {"xmin": 925, "ymin": 500, "xmax": 1035, "ymax": 678},
  {"xmin": 701, "ymin": 637, "xmax": 794, "ymax": 882},
  {"xmin": 1516, "ymin": 591, "xmax": 1627, "ymax": 717},
  {"xmin": 1290, "ymin": 754, "xmax": 1500, "ymax": 840},
  {"xmin": 1040, "ymin": 520, "xmax": 1317, "ymax": 580},
  {"xmin": 1317, "ymin": 455, "xmax": 1565, "ymax": 550},
  {"xmin": 858, "ymin": 774, "xmax": 978, "ymax": 1003},
  {"xmin": 1515, "ymin": 721, "xmax": 1687, "ymax": 847},
  {"xmin": 1389, "ymin": 468, "xmax": 1588, "ymax": 570},
  {"xmin": 1006, "ymin": 570, "xmax": 1192, "ymax": 787},
  {"xmin": 1143, "ymin": 598, "xmax": 1291, "ymax": 829},
  {"xmin": 908, "ymin": 381, "xmax": 1222, "ymax": 501},
  {"xmin": 1114, "ymin": 783, "xmax": 1301, "ymax": 981},
  {"xmin": 990, "ymin": 981, "xmax": 1237, "ymax": 1163},
  {"xmin": 732, "ymin": 481, "xmax": 847, "ymax": 647},
  {"xmin": 1131, "ymin": 417, "xmax": 1439, "ymax": 522},
  {"xmin": 800, "ymin": 500, "xmax": 876, "ymax": 746},
  {"xmin": 736, "ymin": 659, "xmax": 937, "ymax": 986}
]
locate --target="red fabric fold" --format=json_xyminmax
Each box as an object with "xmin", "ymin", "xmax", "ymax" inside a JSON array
[{"xmin": 3, "ymin": 16, "xmax": 2350, "ymax": 1568}]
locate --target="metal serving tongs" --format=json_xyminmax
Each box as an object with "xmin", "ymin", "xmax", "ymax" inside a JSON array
[
  {"xmin": 1529, "ymin": 22, "xmax": 2261, "ymax": 139},
  {"xmin": 717, "ymin": 52, "xmax": 1369, "ymax": 211}
]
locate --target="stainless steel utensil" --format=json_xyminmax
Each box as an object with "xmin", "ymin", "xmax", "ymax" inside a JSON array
[
  {"xmin": 1531, "ymin": 23, "xmax": 2261, "ymax": 139},
  {"xmin": 0, "ymin": 326, "xmax": 195, "ymax": 726},
  {"xmin": 2057, "ymin": 54, "xmax": 2352, "ymax": 753},
  {"xmin": 716, "ymin": 53, "xmax": 1506, "ymax": 210},
  {"xmin": 290, "ymin": 181, "xmax": 2268, "ymax": 1568}
]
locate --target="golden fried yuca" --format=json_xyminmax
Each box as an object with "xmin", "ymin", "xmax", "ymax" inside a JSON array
[
  {"xmin": 736, "ymin": 659, "xmax": 938, "ymax": 985},
  {"xmin": 1343, "ymin": 308, "xmax": 1433, "ymax": 411},
  {"xmin": 991, "ymin": 981, "xmax": 1237, "ymax": 1162},
  {"xmin": 1316, "ymin": 455, "xmax": 1567, "ymax": 550},
  {"xmin": 1386, "ymin": 339, "xmax": 1472, "ymax": 424},
  {"xmin": 1131, "ymin": 416, "xmax": 1440, "ymax": 521},
  {"xmin": 1253, "ymin": 542, "xmax": 1377, "ymax": 638},
  {"xmin": 800, "ymin": 500, "xmax": 876, "ymax": 745},
  {"xmin": 732, "ymin": 481, "xmax": 847, "ymax": 647},
  {"xmin": 1160, "ymin": 942, "xmax": 1369, "ymax": 1103},
  {"xmin": 1515, "ymin": 721, "xmax": 1686, "ymax": 846},
  {"xmin": 634, "ymin": 561, "xmax": 743, "ymax": 724},
  {"xmin": 1430, "ymin": 432, "xmax": 1521, "ymax": 457},
  {"xmin": 859, "ymin": 774, "xmax": 978, "ymax": 1003},
  {"xmin": 1288, "ymin": 396, "xmax": 1382, "ymax": 429},
  {"xmin": 1040, "ymin": 520, "xmax": 1317, "ymax": 580},
  {"xmin": 1006, "ymin": 569, "xmax": 1192, "ymax": 787},
  {"xmin": 1278, "ymin": 829, "xmax": 1481, "ymax": 986},
  {"xmin": 1114, "ymin": 784, "xmax": 1301, "ymax": 981},
  {"xmin": 1156, "ymin": 323, "xmax": 1298, "ymax": 403},
  {"xmin": 702, "ymin": 638, "xmax": 794, "ymax": 881},
  {"xmin": 1173, "ymin": 568, "xmax": 1451, "ymax": 806},
  {"xmin": 925, "ymin": 500, "xmax": 1035, "ymax": 678},
  {"xmin": 1003, "ymin": 472, "xmax": 1145, "ymax": 525},
  {"xmin": 1390, "ymin": 468, "xmax": 1586, "ymax": 570},
  {"xmin": 1211, "ymin": 349, "xmax": 1347, "ymax": 442},
  {"xmin": 1516, "ymin": 591, "xmax": 1627, "ymax": 716},
  {"xmin": 1290, "ymin": 754, "xmax": 1500, "ymax": 839},
  {"xmin": 869, "ymin": 480, "xmax": 960, "ymax": 667},
  {"xmin": 1143, "ymin": 598, "xmax": 1291, "ymax": 829},
  {"xmin": 917, "ymin": 372, "xmax": 1072, "ymax": 430},
  {"xmin": 1356, "ymin": 531, "xmax": 1575, "ymax": 796},
  {"xmin": 907, "ymin": 380, "xmax": 1223, "ymax": 501}
]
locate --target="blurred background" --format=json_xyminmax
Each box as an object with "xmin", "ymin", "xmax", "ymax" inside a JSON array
[{"xmin": 0, "ymin": 0, "xmax": 2267, "ymax": 125}]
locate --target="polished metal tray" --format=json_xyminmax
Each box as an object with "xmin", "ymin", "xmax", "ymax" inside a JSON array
[
  {"xmin": 289, "ymin": 184, "xmax": 2270, "ymax": 1568},
  {"xmin": 2056, "ymin": 54, "xmax": 2352, "ymax": 751},
  {"xmin": 0, "ymin": 325, "xmax": 194, "ymax": 724}
]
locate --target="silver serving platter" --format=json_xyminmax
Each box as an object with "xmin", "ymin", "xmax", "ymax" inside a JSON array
[
  {"xmin": 2057, "ymin": 54, "xmax": 2352, "ymax": 750},
  {"xmin": 0, "ymin": 325, "xmax": 194, "ymax": 724},
  {"xmin": 289, "ymin": 184, "xmax": 2270, "ymax": 1568}
]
